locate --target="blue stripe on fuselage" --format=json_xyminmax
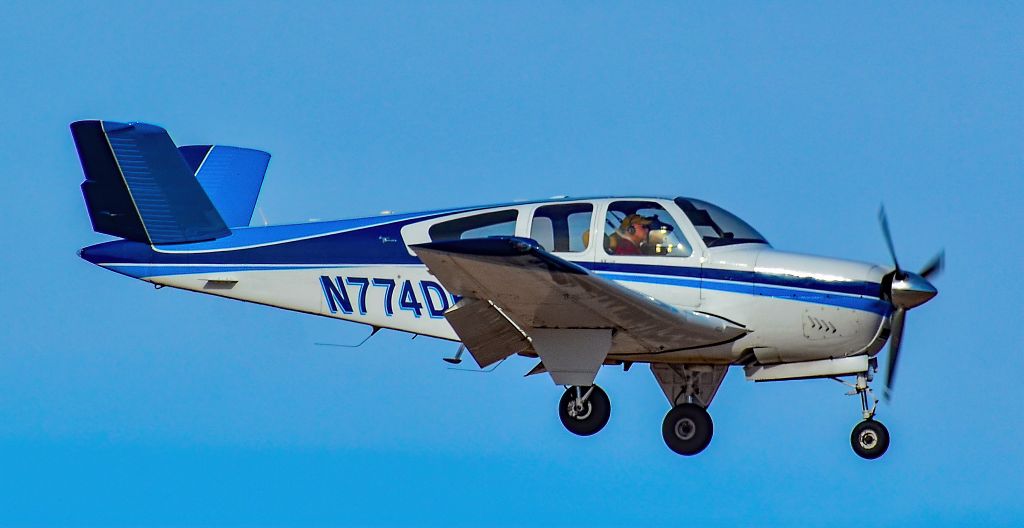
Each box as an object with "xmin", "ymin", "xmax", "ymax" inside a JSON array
[
  {"xmin": 120, "ymin": 262, "xmax": 886, "ymax": 316},
  {"xmin": 585, "ymin": 262, "xmax": 886, "ymax": 315},
  {"xmin": 593, "ymin": 271, "xmax": 887, "ymax": 315}
]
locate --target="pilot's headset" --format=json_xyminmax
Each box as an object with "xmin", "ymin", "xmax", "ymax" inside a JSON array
[{"xmin": 619, "ymin": 214, "xmax": 653, "ymax": 236}]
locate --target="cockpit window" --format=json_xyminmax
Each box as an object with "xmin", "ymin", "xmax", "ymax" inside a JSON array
[
  {"xmin": 675, "ymin": 198, "xmax": 769, "ymax": 247},
  {"xmin": 604, "ymin": 201, "xmax": 692, "ymax": 257}
]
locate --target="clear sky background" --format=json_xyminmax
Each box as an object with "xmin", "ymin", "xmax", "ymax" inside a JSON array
[{"xmin": 1, "ymin": 2, "xmax": 1021, "ymax": 527}]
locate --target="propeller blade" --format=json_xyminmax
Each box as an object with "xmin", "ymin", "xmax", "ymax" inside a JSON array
[
  {"xmin": 883, "ymin": 307, "xmax": 907, "ymax": 401},
  {"xmin": 878, "ymin": 206, "xmax": 902, "ymax": 275},
  {"xmin": 919, "ymin": 250, "xmax": 945, "ymax": 280}
]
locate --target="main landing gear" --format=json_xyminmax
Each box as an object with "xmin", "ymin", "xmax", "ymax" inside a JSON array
[
  {"xmin": 558, "ymin": 385, "xmax": 611, "ymax": 436},
  {"xmin": 662, "ymin": 403, "xmax": 713, "ymax": 456},
  {"xmin": 842, "ymin": 370, "xmax": 890, "ymax": 460},
  {"xmin": 652, "ymin": 364, "xmax": 723, "ymax": 456}
]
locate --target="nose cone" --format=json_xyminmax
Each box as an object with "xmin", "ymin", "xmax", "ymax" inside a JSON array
[{"xmin": 890, "ymin": 272, "xmax": 938, "ymax": 309}]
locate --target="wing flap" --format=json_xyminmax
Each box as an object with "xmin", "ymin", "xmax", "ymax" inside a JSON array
[{"xmin": 445, "ymin": 298, "xmax": 530, "ymax": 368}]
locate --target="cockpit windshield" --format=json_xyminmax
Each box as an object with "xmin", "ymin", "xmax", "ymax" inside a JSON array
[{"xmin": 675, "ymin": 197, "xmax": 769, "ymax": 247}]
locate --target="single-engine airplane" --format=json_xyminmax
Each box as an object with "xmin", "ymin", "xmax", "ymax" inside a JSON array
[{"xmin": 73, "ymin": 120, "xmax": 943, "ymax": 458}]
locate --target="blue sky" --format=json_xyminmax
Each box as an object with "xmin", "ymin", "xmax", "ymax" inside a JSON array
[{"xmin": 1, "ymin": 2, "xmax": 1022, "ymax": 526}]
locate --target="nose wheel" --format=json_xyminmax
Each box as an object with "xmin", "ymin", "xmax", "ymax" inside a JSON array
[
  {"xmin": 558, "ymin": 385, "xmax": 611, "ymax": 436},
  {"xmin": 851, "ymin": 419, "xmax": 890, "ymax": 459}
]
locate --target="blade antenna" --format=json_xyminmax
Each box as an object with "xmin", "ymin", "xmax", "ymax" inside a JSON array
[
  {"xmin": 315, "ymin": 326, "xmax": 381, "ymax": 349},
  {"xmin": 448, "ymin": 357, "xmax": 506, "ymax": 373}
]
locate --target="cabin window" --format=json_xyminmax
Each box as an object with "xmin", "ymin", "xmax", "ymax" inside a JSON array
[
  {"xmin": 529, "ymin": 203, "xmax": 593, "ymax": 253},
  {"xmin": 428, "ymin": 210, "xmax": 519, "ymax": 242},
  {"xmin": 604, "ymin": 201, "xmax": 692, "ymax": 257}
]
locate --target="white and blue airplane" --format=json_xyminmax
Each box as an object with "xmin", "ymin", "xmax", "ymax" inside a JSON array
[{"xmin": 73, "ymin": 120, "xmax": 942, "ymax": 459}]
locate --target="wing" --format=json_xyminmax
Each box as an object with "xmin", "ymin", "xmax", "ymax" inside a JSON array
[{"xmin": 412, "ymin": 237, "xmax": 748, "ymax": 384}]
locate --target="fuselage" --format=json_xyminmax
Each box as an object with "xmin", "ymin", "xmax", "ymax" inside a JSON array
[{"xmin": 80, "ymin": 195, "xmax": 892, "ymax": 366}]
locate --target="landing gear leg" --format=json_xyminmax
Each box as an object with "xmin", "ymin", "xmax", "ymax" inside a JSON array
[
  {"xmin": 840, "ymin": 368, "xmax": 890, "ymax": 459},
  {"xmin": 558, "ymin": 384, "xmax": 610, "ymax": 436}
]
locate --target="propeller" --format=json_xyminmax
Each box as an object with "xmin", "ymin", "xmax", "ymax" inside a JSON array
[
  {"xmin": 877, "ymin": 206, "xmax": 943, "ymax": 400},
  {"xmin": 918, "ymin": 250, "xmax": 945, "ymax": 280}
]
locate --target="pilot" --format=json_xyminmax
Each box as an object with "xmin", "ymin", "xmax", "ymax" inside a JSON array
[{"xmin": 612, "ymin": 214, "xmax": 653, "ymax": 255}]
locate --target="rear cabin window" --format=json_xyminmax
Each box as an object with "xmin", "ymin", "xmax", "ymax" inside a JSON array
[
  {"xmin": 428, "ymin": 210, "xmax": 519, "ymax": 242},
  {"xmin": 529, "ymin": 203, "xmax": 593, "ymax": 253}
]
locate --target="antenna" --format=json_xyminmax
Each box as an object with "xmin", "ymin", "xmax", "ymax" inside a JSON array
[
  {"xmin": 448, "ymin": 357, "xmax": 506, "ymax": 373},
  {"xmin": 314, "ymin": 326, "xmax": 381, "ymax": 348},
  {"xmin": 443, "ymin": 344, "xmax": 465, "ymax": 364}
]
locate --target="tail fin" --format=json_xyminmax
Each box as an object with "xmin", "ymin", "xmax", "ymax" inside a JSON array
[
  {"xmin": 178, "ymin": 145, "xmax": 271, "ymax": 228},
  {"xmin": 71, "ymin": 120, "xmax": 230, "ymax": 244}
]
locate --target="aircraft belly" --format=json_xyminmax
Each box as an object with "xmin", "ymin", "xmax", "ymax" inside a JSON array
[{"xmin": 606, "ymin": 342, "xmax": 738, "ymax": 364}]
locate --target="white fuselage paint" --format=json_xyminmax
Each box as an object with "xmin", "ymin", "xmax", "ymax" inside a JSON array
[
  {"xmin": 145, "ymin": 256, "xmax": 888, "ymax": 366},
  {"xmin": 115, "ymin": 196, "xmax": 892, "ymax": 368}
]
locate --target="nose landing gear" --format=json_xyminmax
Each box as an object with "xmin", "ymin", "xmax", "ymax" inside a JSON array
[
  {"xmin": 558, "ymin": 384, "xmax": 611, "ymax": 436},
  {"xmin": 839, "ymin": 369, "xmax": 891, "ymax": 459}
]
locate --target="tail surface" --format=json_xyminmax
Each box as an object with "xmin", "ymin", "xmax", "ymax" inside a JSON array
[
  {"xmin": 179, "ymin": 145, "xmax": 271, "ymax": 228},
  {"xmin": 71, "ymin": 120, "xmax": 230, "ymax": 244}
]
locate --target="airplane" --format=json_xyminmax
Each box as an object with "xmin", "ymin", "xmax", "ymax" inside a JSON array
[{"xmin": 72, "ymin": 120, "xmax": 943, "ymax": 459}]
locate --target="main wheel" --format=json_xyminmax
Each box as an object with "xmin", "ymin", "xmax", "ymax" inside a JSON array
[
  {"xmin": 662, "ymin": 403, "xmax": 713, "ymax": 456},
  {"xmin": 558, "ymin": 385, "xmax": 611, "ymax": 436},
  {"xmin": 851, "ymin": 419, "xmax": 890, "ymax": 459}
]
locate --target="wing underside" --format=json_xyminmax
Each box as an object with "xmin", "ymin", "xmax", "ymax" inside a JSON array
[{"xmin": 412, "ymin": 238, "xmax": 748, "ymax": 381}]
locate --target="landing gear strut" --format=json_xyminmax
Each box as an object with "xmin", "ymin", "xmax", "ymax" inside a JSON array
[
  {"xmin": 841, "ymin": 369, "xmax": 890, "ymax": 459},
  {"xmin": 558, "ymin": 385, "xmax": 610, "ymax": 436}
]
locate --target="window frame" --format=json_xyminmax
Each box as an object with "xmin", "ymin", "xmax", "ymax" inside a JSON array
[
  {"xmin": 600, "ymin": 199, "xmax": 696, "ymax": 259},
  {"xmin": 526, "ymin": 202, "xmax": 596, "ymax": 255},
  {"xmin": 427, "ymin": 209, "xmax": 520, "ymax": 243}
]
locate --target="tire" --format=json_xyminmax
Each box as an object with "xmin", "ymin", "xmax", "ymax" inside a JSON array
[
  {"xmin": 851, "ymin": 419, "xmax": 890, "ymax": 459},
  {"xmin": 558, "ymin": 385, "xmax": 611, "ymax": 436},
  {"xmin": 662, "ymin": 403, "xmax": 714, "ymax": 456}
]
